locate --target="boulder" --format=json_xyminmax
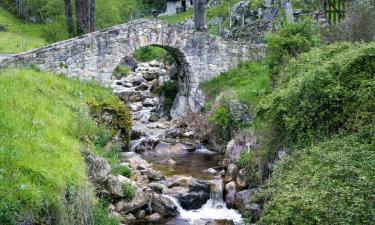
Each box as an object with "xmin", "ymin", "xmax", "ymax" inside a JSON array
[
  {"xmin": 248, "ymin": 203, "xmax": 261, "ymax": 222},
  {"xmin": 146, "ymin": 169, "xmax": 165, "ymax": 181},
  {"xmin": 123, "ymin": 155, "xmax": 150, "ymax": 171},
  {"xmin": 152, "ymin": 194, "xmax": 179, "ymax": 216},
  {"xmin": 115, "ymin": 189, "xmax": 151, "ymax": 214},
  {"xmin": 142, "ymin": 97, "xmax": 159, "ymax": 107},
  {"xmin": 105, "ymin": 175, "xmax": 124, "ymax": 198},
  {"xmin": 224, "ymin": 163, "xmax": 239, "ymax": 182},
  {"xmin": 136, "ymin": 209, "xmax": 146, "ymax": 219},
  {"xmin": 225, "ymin": 181, "xmax": 237, "ymax": 208},
  {"xmin": 129, "ymin": 73, "xmax": 146, "ymax": 85},
  {"xmin": 146, "ymin": 213, "xmax": 162, "ymax": 221},
  {"xmin": 135, "ymin": 82, "xmax": 149, "ymax": 91},
  {"xmin": 176, "ymin": 190, "xmax": 210, "ymax": 210},
  {"xmin": 148, "ymin": 182, "xmax": 168, "ymax": 194},
  {"xmin": 85, "ymin": 155, "xmax": 111, "ymax": 182},
  {"xmin": 128, "ymin": 102, "xmax": 143, "ymax": 111},
  {"xmin": 234, "ymin": 189, "xmax": 255, "ymax": 213},
  {"xmin": 149, "ymin": 112, "xmax": 160, "ymax": 122},
  {"xmin": 165, "ymin": 127, "xmax": 182, "ymax": 138}
]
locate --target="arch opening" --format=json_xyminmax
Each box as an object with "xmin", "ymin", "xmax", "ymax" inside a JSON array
[{"xmin": 112, "ymin": 45, "xmax": 190, "ymax": 120}]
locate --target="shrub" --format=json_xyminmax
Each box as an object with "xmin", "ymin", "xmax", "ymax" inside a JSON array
[
  {"xmin": 265, "ymin": 18, "xmax": 320, "ymax": 84},
  {"xmin": 260, "ymin": 42, "xmax": 375, "ymax": 146},
  {"xmin": 113, "ymin": 165, "xmax": 132, "ymax": 178},
  {"xmin": 122, "ymin": 183, "xmax": 136, "ymax": 201},
  {"xmin": 209, "ymin": 106, "xmax": 231, "ymax": 128},
  {"xmin": 324, "ymin": 0, "xmax": 375, "ymax": 43},
  {"xmin": 133, "ymin": 46, "xmax": 171, "ymax": 63},
  {"xmin": 160, "ymin": 80, "xmax": 178, "ymax": 113},
  {"xmin": 258, "ymin": 134, "xmax": 375, "ymax": 225},
  {"xmin": 113, "ymin": 65, "xmax": 131, "ymax": 79},
  {"xmin": 92, "ymin": 201, "xmax": 118, "ymax": 225}
]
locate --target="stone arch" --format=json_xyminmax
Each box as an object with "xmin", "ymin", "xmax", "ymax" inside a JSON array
[{"xmin": 0, "ymin": 19, "xmax": 265, "ymax": 114}]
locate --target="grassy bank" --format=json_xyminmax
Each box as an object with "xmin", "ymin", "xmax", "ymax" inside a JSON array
[
  {"xmin": 0, "ymin": 7, "xmax": 47, "ymax": 53},
  {"xmin": 0, "ymin": 68, "xmax": 130, "ymax": 224}
]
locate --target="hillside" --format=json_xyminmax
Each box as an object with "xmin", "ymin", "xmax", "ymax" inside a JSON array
[{"xmin": 0, "ymin": 68, "xmax": 131, "ymax": 224}]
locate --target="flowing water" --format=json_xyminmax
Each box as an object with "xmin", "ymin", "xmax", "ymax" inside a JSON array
[{"xmin": 135, "ymin": 151, "xmax": 244, "ymax": 225}]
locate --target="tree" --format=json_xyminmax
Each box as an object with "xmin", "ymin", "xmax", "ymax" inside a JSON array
[
  {"xmin": 193, "ymin": 0, "xmax": 207, "ymax": 31},
  {"xmin": 73, "ymin": 0, "xmax": 95, "ymax": 35},
  {"xmin": 64, "ymin": 0, "xmax": 74, "ymax": 37},
  {"xmin": 89, "ymin": 0, "xmax": 95, "ymax": 32}
]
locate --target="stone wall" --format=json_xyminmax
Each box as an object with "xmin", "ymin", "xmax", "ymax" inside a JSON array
[{"xmin": 0, "ymin": 19, "xmax": 265, "ymax": 114}]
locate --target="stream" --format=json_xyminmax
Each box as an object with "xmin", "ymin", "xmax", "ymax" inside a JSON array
[{"xmin": 112, "ymin": 61, "xmax": 244, "ymax": 225}]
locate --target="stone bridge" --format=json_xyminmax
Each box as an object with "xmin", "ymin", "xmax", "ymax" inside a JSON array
[{"xmin": 0, "ymin": 19, "xmax": 264, "ymax": 112}]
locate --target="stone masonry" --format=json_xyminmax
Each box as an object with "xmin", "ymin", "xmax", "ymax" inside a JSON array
[{"xmin": 0, "ymin": 19, "xmax": 265, "ymax": 113}]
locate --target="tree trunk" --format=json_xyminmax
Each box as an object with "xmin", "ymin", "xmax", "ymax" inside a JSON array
[
  {"xmin": 193, "ymin": 0, "xmax": 207, "ymax": 31},
  {"xmin": 64, "ymin": 0, "xmax": 74, "ymax": 37},
  {"xmin": 81, "ymin": 0, "xmax": 90, "ymax": 34},
  {"xmin": 76, "ymin": 0, "xmax": 84, "ymax": 35},
  {"xmin": 89, "ymin": 0, "xmax": 96, "ymax": 32}
]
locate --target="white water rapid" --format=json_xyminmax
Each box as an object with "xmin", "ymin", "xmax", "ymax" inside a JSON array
[{"xmin": 165, "ymin": 179, "xmax": 243, "ymax": 224}]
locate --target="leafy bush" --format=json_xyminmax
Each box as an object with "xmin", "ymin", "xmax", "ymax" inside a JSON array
[
  {"xmin": 258, "ymin": 134, "xmax": 375, "ymax": 225},
  {"xmin": 160, "ymin": 80, "xmax": 178, "ymax": 113},
  {"xmin": 260, "ymin": 42, "xmax": 375, "ymax": 146},
  {"xmin": 122, "ymin": 183, "xmax": 136, "ymax": 201},
  {"xmin": 209, "ymin": 106, "xmax": 231, "ymax": 128},
  {"xmin": 113, "ymin": 165, "xmax": 132, "ymax": 178},
  {"xmin": 133, "ymin": 46, "xmax": 173, "ymax": 64},
  {"xmin": 324, "ymin": 0, "xmax": 375, "ymax": 43},
  {"xmin": 265, "ymin": 18, "xmax": 320, "ymax": 84},
  {"xmin": 113, "ymin": 65, "xmax": 131, "ymax": 79}
]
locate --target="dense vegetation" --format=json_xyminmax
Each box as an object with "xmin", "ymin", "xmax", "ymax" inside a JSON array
[
  {"xmin": 202, "ymin": 13, "xmax": 374, "ymax": 223},
  {"xmin": 0, "ymin": 68, "xmax": 131, "ymax": 224}
]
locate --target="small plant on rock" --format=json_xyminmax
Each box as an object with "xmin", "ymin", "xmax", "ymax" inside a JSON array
[{"xmin": 122, "ymin": 183, "xmax": 136, "ymax": 201}]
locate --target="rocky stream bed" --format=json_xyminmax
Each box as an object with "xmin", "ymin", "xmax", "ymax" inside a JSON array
[{"xmin": 86, "ymin": 60, "xmax": 259, "ymax": 225}]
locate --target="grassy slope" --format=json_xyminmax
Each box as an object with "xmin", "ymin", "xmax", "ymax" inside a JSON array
[
  {"xmin": 0, "ymin": 68, "xmax": 128, "ymax": 224},
  {"xmin": 0, "ymin": 7, "xmax": 47, "ymax": 53},
  {"xmin": 160, "ymin": 0, "xmax": 239, "ymax": 34}
]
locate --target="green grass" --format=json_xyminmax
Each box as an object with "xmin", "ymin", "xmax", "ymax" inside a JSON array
[
  {"xmin": 160, "ymin": 9, "xmax": 193, "ymax": 24},
  {"xmin": 160, "ymin": 0, "xmax": 239, "ymax": 30},
  {"xmin": 202, "ymin": 61, "xmax": 270, "ymax": 107},
  {"xmin": 0, "ymin": 68, "xmax": 130, "ymax": 223},
  {"xmin": 0, "ymin": 7, "xmax": 47, "ymax": 53}
]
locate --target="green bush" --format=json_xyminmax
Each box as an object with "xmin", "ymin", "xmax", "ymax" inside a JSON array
[
  {"xmin": 93, "ymin": 202, "xmax": 118, "ymax": 225},
  {"xmin": 209, "ymin": 106, "xmax": 231, "ymax": 128},
  {"xmin": 258, "ymin": 134, "xmax": 375, "ymax": 225},
  {"xmin": 113, "ymin": 165, "xmax": 132, "ymax": 178},
  {"xmin": 265, "ymin": 18, "xmax": 320, "ymax": 84},
  {"xmin": 160, "ymin": 80, "xmax": 178, "ymax": 113},
  {"xmin": 260, "ymin": 42, "xmax": 375, "ymax": 146},
  {"xmin": 122, "ymin": 183, "xmax": 136, "ymax": 201},
  {"xmin": 133, "ymin": 46, "xmax": 173, "ymax": 63},
  {"xmin": 113, "ymin": 65, "xmax": 131, "ymax": 79}
]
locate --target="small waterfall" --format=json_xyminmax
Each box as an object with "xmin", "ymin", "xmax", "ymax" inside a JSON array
[{"xmin": 164, "ymin": 179, "xmax": 243, "ymax": 224}]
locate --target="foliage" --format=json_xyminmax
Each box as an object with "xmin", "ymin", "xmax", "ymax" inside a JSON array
[
  {"xmin": 133, "ymin": 46, "xmax": 173, "ymax": 63},
  {"xmin": 0, "ymin": 68, "xmax": 130, "ymax": 224},
  {"xmin": 260, "ymin": 42, "xmax": 375, "ymax": 146},
  {"xmin": 265, "ymin": 18, "xmax": 320, "ymax": 83},
  {"xmin": 202, "ymin": 61, "xmax": 270, "ymax": 107},
  {"xmin": 258, "ymin": 133, "xmax": 375, "ymax": 225},
  {"xmin": 0, "ymin": 7, "xmax": 47, "ymax": 53},
  {"xmin": 209, "ymin": 106, "xmax": 231, "ymax": 128},
  {"xmin": 324, "ymin": 0, "xmax": 375, "ymax": 43},
  {"xmin": 92, "ymin": 201, "xmax": 118, "ymax": 225},
  {"xmin": 160, "ymin": 80, "xmax": 178, "ymax": 113},
  {"xmin": 122, "ymin": 183, "xmax": 136, "ymax": 201},
  {"xmin": 113, "ymin": 65, "xmax": 131, "ymax": 79},
  {"xmin": 112, "ymin": 165, "xmax": 132, "ymax": 178},
  {"xmin": 254, "ymin": 41, "xmax": 375, "ymax": 224}
]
